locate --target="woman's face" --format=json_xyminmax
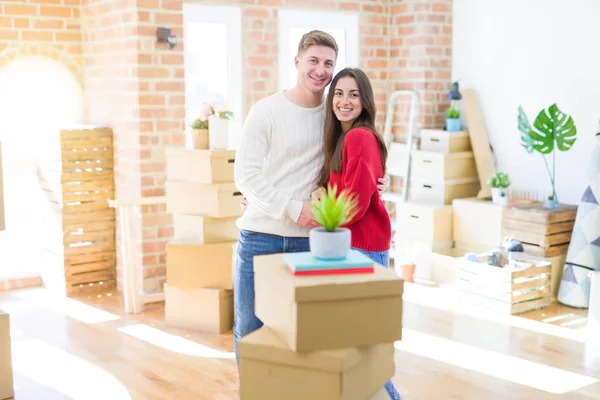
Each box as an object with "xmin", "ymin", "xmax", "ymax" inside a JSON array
[{"xmin": 332, "ymin": 76, "xmax": 363, "ymax": 131}]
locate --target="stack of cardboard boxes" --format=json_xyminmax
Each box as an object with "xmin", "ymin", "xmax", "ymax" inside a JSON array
[
  {"xmin": 393, "ymin": 129, "xmax": 480, "ymax": 279},
  {"xmin": 238, "ymin": 253, "xmax": 404, "ymax": 399},
  {"xmin": 164, "ymin": 148, "xmax": 242, "ymax": 333}
]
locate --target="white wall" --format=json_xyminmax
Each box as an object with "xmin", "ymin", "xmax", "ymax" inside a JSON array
[{"xmin": 452, "ymin": 0, "xmax": 600, "ymax": 205}]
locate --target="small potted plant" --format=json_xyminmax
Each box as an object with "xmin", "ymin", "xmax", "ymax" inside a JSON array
[
  {"xmin": 309, "ymin": 184, "xmax": 359, "ymax": 260},
  {"xmin": 488, "ymin": 171, "xmax": 511, "ymax": 206},
  {"xmin": 446, "ymin": 106, "xmax": 461, "ymax": 132},
  {"xmin": 190, "ymin": 104, "xmax": 212, "ymax": 149},
  {"xmin": 208, "ymin": 103, "xmax": 234, "ymax": 149}
]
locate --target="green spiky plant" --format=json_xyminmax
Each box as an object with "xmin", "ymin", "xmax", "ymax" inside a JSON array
[
  {"xmin": 518, "ymin": 103, "xmax": 578, "ymax": 204},
  {"xmin": 311, "ymin": 184, "xmax": 359, "ymax": 232},
  {"xmin": 446, "ymin": 107, "xmax": 460, "ymax": 119},
  {"xmin": 488, "ymin": 172, "xmax": 511, "ymax": 189}
]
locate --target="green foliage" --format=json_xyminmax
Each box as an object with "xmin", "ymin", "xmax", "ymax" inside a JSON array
[
  {"xmin": 518, "ymin": 103, "xmax": 577, "ymax": 155},
  {"xmin": 191, "ymin": 118, "xmax": 208, "ymax": 130},
  {"xmin": 446, "ymin": 107, "xmax": 460, "ymax": 119},
  {"xmin": 311, "ymin": 184, "xmax": 359, "ymax": 232},
  {"xmin": 216, "ymin": 111, "xmax": 234, "ymax": 120},
  {"xmin": 488, "ymin": 172, "xmax": 511, "ymax": 189},
  {"xmin": 517, "ymin": 103, "xmax": 578, "ymax": 204}
]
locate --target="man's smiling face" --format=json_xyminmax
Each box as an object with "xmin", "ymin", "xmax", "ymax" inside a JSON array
[{"xmin": 295, "ymin": 45, "xmax": 336, "ymax": 93}]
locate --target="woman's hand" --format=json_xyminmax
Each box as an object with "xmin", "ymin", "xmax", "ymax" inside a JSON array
[{"xmin": 377, "ymin": 174, "xmax": 390, "ymax": 196}]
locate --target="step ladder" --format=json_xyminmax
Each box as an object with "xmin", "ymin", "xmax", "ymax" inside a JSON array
[
  {"xmin": 381, "ymin": 90, "xmax": 420, "ymax": 261},
  {"xmin": 381, "ymin": 89, "xmax": 420, "ymax": 203}
]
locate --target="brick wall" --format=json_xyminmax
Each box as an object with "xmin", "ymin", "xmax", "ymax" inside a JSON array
[
  {"xmin": 0, "ymin": 0, "xmax": 83, "ymax": 81},
  {"xmin": 0, "ymin": 0, "xmax": 453, "ymax": 295}
]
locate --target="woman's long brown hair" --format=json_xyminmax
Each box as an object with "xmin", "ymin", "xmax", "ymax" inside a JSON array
[{"xmin": 316, "ymin": 67, "xmax": 387, "ymax": 189}]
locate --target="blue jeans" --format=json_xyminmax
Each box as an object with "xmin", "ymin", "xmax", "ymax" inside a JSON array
[
  {"xmin": 352, "ymin": 247, "xmax": 402, "ymax": 400},
  {"xmin": 233, "ymin": 230, "xmax": 309, "ymax": 359}
]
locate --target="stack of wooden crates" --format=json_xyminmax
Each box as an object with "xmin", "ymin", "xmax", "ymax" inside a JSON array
[
  {"xmin": 501, "ymin": 202, "xmax": 577, "ymax": 299},
  {"xmin": 164, "ymin": 148, "xmax": 242, "ymax": 333},
  {"xmin": 392, "ymin": 129, "xmax": 480, "ymax": 278},
  {"xmin": 38, "ymin": 127, "xmax": 116, "ymax": 296}
]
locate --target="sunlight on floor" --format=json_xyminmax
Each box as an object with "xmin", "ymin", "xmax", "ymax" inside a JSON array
[
  {"xmin": 395, "ymin": 328, "xmax": 598, "ymax": 395},
  {"xmin": 13, "ymin": 289, "xmax": 121, "ymax": 324},
  {"xmin": 402, "ymin": 283, "xmax": 589, "ymax": 343},
  {"xmin": 11, "ymin": 338, "xmax": 131, "ymax": 400},
  {"xmin": 118, "ymin": 324, "xmax": 235, "ymax": 359}
]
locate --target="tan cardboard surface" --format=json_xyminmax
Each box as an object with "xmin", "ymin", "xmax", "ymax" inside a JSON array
[
  {"xmin": 238, "ymin": 326, "xmax": 394, "ymax": 400},
  {"xmin": 255, "ymin": 254, "xmax": 404, "ymax": 353},
  {"xmin": 0, "ymin": 310, "xmax": 14, "ymax": 400}
]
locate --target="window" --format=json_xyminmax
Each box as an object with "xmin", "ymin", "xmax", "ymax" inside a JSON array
[
  {"xmin": 277, "ymin": 10, "xmax": 359, "ymax": 91},
  {"xmin": 183, "ymin": 4, "xmax": 242, "ymax": 142}
]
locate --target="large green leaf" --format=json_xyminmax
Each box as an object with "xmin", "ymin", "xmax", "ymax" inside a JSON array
[
  {"xmin": 530, "ymin": 103, "xmax": 577, "ymax": 154},
  {"xmin": 517, "ymin": 105, "xmax": 534, "ymax": 154}
]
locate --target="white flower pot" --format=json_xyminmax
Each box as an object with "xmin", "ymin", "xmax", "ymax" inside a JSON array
[
  {"xmin": 208, "ymin": 116, "xmax": 230, "ymax": 149},
  {"xmin": 491, "ymin": 188, "xmax": 509, "ymax": 206},
  {"xmin": 309, "ymin": 227, "xmax": 351, "ymax": 260}
]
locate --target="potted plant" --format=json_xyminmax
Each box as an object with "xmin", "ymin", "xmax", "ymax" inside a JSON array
[
  {"xmin": 446, "ymin": 106, "xmax": 461, "ymax": 132},
  {"xmin": 208, "ymin": 103, "xmax": 234, "ymax": 149},
  {"xmin": 518, "ymin": 103, "xmax": 578, "ymax": 208},
  {"xmin": 190, "ymin": 104, "xmax": 211, "ymax": 149},
  {"xmin": 309, "ymin": 184, "xmax": 359, "ymax": 260},
  {"xmin": 488, "ymin": 171, "xmax": 511, "ymax": 206}
]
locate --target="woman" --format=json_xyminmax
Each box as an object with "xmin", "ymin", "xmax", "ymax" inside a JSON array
[{"xmin": 315, "ymin": 67, "xmax": 400, "ymax": 400}]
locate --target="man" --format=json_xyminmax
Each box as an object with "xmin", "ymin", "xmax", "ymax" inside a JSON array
[{"xmin": 233, "ymin": 29, "xmax": 391, "ymax": 362}]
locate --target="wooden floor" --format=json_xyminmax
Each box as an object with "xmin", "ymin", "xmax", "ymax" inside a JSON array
[{"xmin": 1, "ymin": 283, "xmax": 599, "ymax": 400}]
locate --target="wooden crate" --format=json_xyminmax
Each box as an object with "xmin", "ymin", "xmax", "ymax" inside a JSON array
[
  {"xmin": 457, "ymin": 252, "xmax": 552, "ymax": 314},
  {"xmin": 38, "ymin": 127, "xmax": 116, "ymax": 296},
  {"xmin": 501, "ymin": 202, "xmax": 577, "ymax": 257}
]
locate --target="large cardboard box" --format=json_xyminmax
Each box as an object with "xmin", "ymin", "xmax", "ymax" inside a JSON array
[
  {"xmin": 410, "ymin": 150, "xmax": 477, "ymax": 181},
  {"xmin": 238, "ymin": 326, "xmax": 394, "ymax": 400},
  {"xmin": 173, "ymin": 214, "xmax": 239, "ymax": 244},
  {"xmin": 166, "ymin": 148, "xmax": 235, "ymax": 184},
  {"xmin": 0, "ymin": 310, "xmax": 14, "ymax": 400},
  {"xmin": 409, "ymin": 177, "xmax": 480, "ymax": 206},
  {"xmin": 419, "ymin": 129, "xmax": 471, "ymax": 153},
  {"xmin": 0, "ymin": 142, "xmax": 4, "ymax": 231},
  {"xmin": 166, "ymin": 181, "xmax": 243, "ymax": 218},
  {"xmin": 166, "ymin": 241, "xmax": 236, "ymax": 290},
  {"xmin": 254, "ymin": 254, "xmax": 404, "ymax": 353},
  {"xmin": 452, "ymin": 197, "xmax": 503, "ymax": 250},
  {"xmin": 165, "ymin": 284, "xmax": 233, "ymax": 333},
  {"xmin": 395, "ymin": 202, "xmax": 452, "ymax": 243}
]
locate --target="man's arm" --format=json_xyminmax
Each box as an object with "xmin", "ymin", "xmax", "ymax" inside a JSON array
[{"xmin": 234, "ymin": 104, "xmax": 304, "ymax": 222}]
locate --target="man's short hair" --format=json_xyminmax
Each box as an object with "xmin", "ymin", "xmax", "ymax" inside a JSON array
[{"xmin": 297, "ymin": 30, "xmax": 338, "ymax": 58}]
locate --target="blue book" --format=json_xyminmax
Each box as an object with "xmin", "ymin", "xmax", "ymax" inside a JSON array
[{"xmin": 283, "ymin": 250, "xmax": 374, "ymax": 276}]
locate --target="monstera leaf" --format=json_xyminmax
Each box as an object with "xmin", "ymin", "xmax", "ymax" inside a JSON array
[
  {"xmin": 529, "ymin": 104, "xmax": 577, "ymax": 154},
  {"xmin": 518, "ymin": 105, "xmax": 535, "ymax": 154}
]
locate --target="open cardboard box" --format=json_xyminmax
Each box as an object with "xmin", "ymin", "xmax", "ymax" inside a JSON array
[
  {"xmin": 254, "ymin": 254, "xmax": 404, "ymax": 353},
  {"xmin": 238, "ymin": 326, "xmax": 394, "ymax": 400}
]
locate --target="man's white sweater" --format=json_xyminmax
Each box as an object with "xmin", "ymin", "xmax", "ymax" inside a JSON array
[{"xmin": 234, "ymin": 91, "xmax": 325, "ymax": 238}]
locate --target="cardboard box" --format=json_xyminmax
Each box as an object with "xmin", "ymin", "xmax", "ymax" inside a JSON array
[
  {"xmin": 173, "ymin": 214, "xmax": 239, "ymax": 243},
  {"xmin": 453, "ymin": 197, "xmax": 504, "ymax": 250},
  {"xmin": 166, "ymin": 241, "xmax": 236, "ymax": 290},
  {"xmin": 238, "ymin": 326, "xmax": 394, "ymax": 400},
  {"xmin": 166, "ymin": 181, "xmax": 243, "ymax": 218},
  {"xmin": 411, "ymin": 150, "xmax": 477, "ymax": 181},
  {"xmin": 419, "ymin": 129, "xmax": 471, "ymax": 153},
  {"xmin": 395, "ymin": 202, "xmax": 452, "ymax": 243},
  {"xmin": 166, "ymin": 148, "xmax": 235, "ymax": 184},
  {"xmin": 409, "ymin": 177, "xmax": 480, "ymax": 206},
  {"xmin": 0, "ymin": 310, "xmax": 14, "ymax": 400},
  {"xmin": 254, "ymin": 254, "xmax": 404, "ymax": 353},
  {"xmin": 0, "ymin": 142, "xmax": 4, "ymax": 231},
  {"xmin": 165, "ymin": 284, "xmax": 233, "ymax": 333}
]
